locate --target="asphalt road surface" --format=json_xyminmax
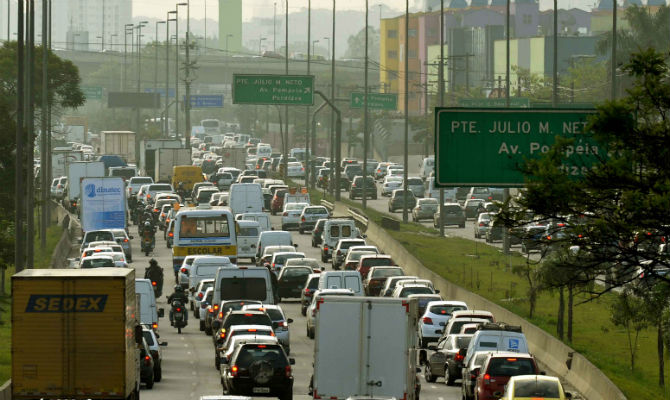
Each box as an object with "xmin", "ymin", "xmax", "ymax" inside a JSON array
[{"xmin": 132, "ymin": 212, "xmax": 464, "ymax": 400}]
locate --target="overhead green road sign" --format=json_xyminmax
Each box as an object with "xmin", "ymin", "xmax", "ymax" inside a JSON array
[
  {"xmin": 350, "ymin": 92, "xmax": 398, "ymax": 110},
  {"xmin": 82, "ymin": 86, "xmax": 103, "ymax": 100},
  {"xmin": 459, "ymin": 97, "xmax": 530, "ymax": 108},
  {"xmin": 435, "ymin": 108, "xmax": 599, "ymax": 187},
  {"xmin": 232, "ymin": 74, "xmax": 314, "ymax": 105}
]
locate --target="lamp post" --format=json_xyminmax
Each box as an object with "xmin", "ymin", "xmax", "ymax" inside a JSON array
[
  {"xmin": 274, "ymin": 2, "xmax": 277, "ymax": 52},
  {"xmin": 259, "ymin": 36, "xmax": 267, "ymax": 55},
  {"xmin": 283, "ymin": 0, "xmax": 289, "ymax": 182},
  {"xmin": 331, "ymin": 0, "xmax": 339, "ymax": 200},
  {"xmin": 167, "ymin": 11, "xmax": 176, "ymax": 137},
  {"xmin": 123, "ymin": 23, "xmax": 133, "ymax": 91},
  {"xmin": 312, "ymin": 39, "xmax": 319, "ymax": 59},
  {"xmin": 176, "ymin": 3, "xmax": 187, "ymax": 139},
  {"xmin": 305, "ymin": 0, "xmax": 311, "ymax": 187},
  {"xmin": 362, "ymin": 0, "xmax": 369, "ymax": 209},
  {"xmin": 402, "ymin": 0, "xmax": 409, "ymax": 223},
  {"xmin": 136, "ymin": 21, "xmax": 148, "ymax": 146},
  {"xmin": 183, "ymin": 0, "xmax": 192, "ymax": 150},
  {"xmin": 155, "ymin": 20, "xmax": 166, "ymax": 121},
  {"xmin": 438, "ymin": 0, "xmax": 445, "ymax": 237}
]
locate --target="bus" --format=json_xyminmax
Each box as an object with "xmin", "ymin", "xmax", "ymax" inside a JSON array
[{"xmin": 172, "ymin": 207, "xmax": 238, "ymax": 272}]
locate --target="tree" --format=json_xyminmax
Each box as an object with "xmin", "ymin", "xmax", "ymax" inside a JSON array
[
  {"xmin": 610, "ymin": 289, "xmax": 649, "ymax": 372},
  {"xmin": 563, "ymin": 58, "xmax": 609, "ymax": 103},
  {"xmin": 344, "ymin": 27, "xmax": 380, "ymax": 62}
]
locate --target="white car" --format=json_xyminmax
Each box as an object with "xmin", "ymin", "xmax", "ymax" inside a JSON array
[
  {"xmin": 192, "ymin": 278, "xmax": 215, "ymax": 318},
  {"xmin": 270, "ymin": 251, "xmax": 305, "ymax": 274},
  {"xmin": 108, "ymin": 252, "xmax": 129, "ymax": 268},
  {"xmin": 79, "ymin": 254, "xmax": 116, "ymax": 268},
  {"xmin": 281, "ymin": 202, "xmax": 309, "ymax": 230},
  {"xmin": 286, "ymin": 161, "xmax": 305, "ymax": 177},
  {"xmin": 305, "ymin": 289, "xmax": 355, "ymax": 339},
  {"xmin": 177, "ymin": 255, "xmax": 199, "ymax": 289},
  {"xmin": 242, "ymin": 304, "xmax": 294, "ymax": 354},
  {"xmin": 418, "ymin": 300, "xmax": 468, "ymax": 347},
  {"xmin": 381, "ymin": 176, "xmax": 403, "ymax": 196},
  {"xmin": 474, "ymin": 212, "xmax": 493, "ymax": 239}
]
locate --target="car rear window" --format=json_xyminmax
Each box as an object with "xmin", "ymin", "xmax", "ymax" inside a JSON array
[
  {"xmin": 486, "ymin": 357, "xmax": 536, "ymax": 376},
  {"xmin": 341, "ymin": 241, "xmax": 365, "ymax": 250},
  {"xmin": 85, "ymin": 231, "xmax": 115, "ymax": 242},
  {"xmin": 514, "ymin": 380, "xmax": 560, "ymax": 397},
  {"xmin": 407, "ymin": 178, "xmax": 423, "ymax": 185},
  {"xmin": 236, "ymin": 345, "xmax": 287, "ymax": 368},
  {"xmin": 444, "ymin": 205, "xmax": 462, "ymax": 213},
  {"xmin": 226, "ymin": 313, "xmax": 272, "ymax": 327},
  {"xmin": 430, "ymin": 304, "xmax": 468, "ymax": 315},
  {"xmin": 456, "ymin": 336, "xmax": 472, "ymax": 349},
  {"xmin": 363, "ymin": 258, "xmax": 394, "ymax": 267},
  {"xmin": 275, "ymin": 254, "xmax": 304, "ymax": 264},
  {"xmin": 264, "ymin": 309, "xmax": 284, "ymax": 321},
  {"xmin": 305, "ymin": 207, "xmax": 328, "ymax": 214},
  {"xmin": 372, "ymin": 268, "xmax": 404, "ymax": 278},
  {"xmin": 150, "ymin": 184, "xmax": 173, "ymax": 191},
  {"xmin": 142, "ymin": 331, "xmax": 155, "ymax": 346},
  {"xmin": 306, "ymin": 277, "xmax": 320, "ymax": 289},
  {"xmin": 81, "ymin": 258, "xmax": 115, "ymax": 268},
  {"xmin": 131, "ymin": 177, "xmax": 153, "ymax": 184},
  {"xmin": 239, "ymin": 226, "xmax": 259, "ymax": 236},
  {"xmin": 284, "ymin": 268, "xmax": 312, "ymax": 278},
  {"xmin": 400, "ymin": 286, "xmax": 434, "ymax": 296},
  {"xmin": 220, "ymin": 278, "xmax": 268, "ymax": 301},
  {"xmin": 194, "ymin": 264, "xmax": 221, "ymax": 276}
]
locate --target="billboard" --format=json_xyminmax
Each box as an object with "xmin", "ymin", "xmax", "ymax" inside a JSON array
[{"xmin": 79, "ymin": 177, "xmax": 127, "ymax": 232}]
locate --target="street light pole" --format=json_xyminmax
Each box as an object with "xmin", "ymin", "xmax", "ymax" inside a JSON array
[
  {"xmin": 438, "ymin": 0, "xmax": 445, "ymax": 237},
  {"xmin": 274, "ymin": 2, "xmax": 277, "ymax": 52},
  {"xmin": 136, "ymin": 21, "xmax": 148, "ymax": 147},
  {"xmin": 175, "ymin": 3, "xmax": 187, "ymax": 139},
  {"xmin": 332, "ymin": 0, "xmax": 340, "ymax": 201},
  {"xmin": 283, "ymin": 0, "xmax": 289, "ymax": 182},
  {"xmin": 184, "ymin": 0, "xmax": 192, "ymax": 150},
  {"xmin": 155, "ymin": 20, "xmax": 166, "ymax": 113},
  {"xmin": 312, "ymin": 39, "xmax": 318, "ymax": 59},
  {"xmin": 123, "ymin": 23, "xmax": 133, "ymax": 91},
  {"xmin": 362, "ymin": 0, "xmax": 369, "ymax": 209},
  {"xmin": 167, "ymin": 11, "xmax": 176, "ymax": 137},
  {"xmin": 259, "ymin": 36, "xmax": 266, "ymax": 55},
  {"xmin": 552, "ymin": 0, "xmax": 558, "ymax": 107},
  {"xmin": 305, "ymin": 0, "xmax": 311, "ymax": 188},
  {"xmin": 402, "ymin": 0, "xmax": 409, "ymax": 223}
]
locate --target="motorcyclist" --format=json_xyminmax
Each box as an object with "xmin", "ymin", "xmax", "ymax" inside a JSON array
[
  {"xmin": 144, "ymin": 259, "xmax": 164, "ymax": 297},
  {"xmin": 167, "ymin": 285, "xmax": 189, "ymax": 326}
]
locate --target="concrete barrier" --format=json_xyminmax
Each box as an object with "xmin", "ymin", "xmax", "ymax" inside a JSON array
[
  {"xmin": 333, "ymin": 202, "xmax": 627, "ymax": 400},
  {"xmin": 49, "ymin": 201, "xmax": 80, "ymax": 269},
  {"xmin": 0, "ymin": 380, "xmax": 9, "ymax": 400}
]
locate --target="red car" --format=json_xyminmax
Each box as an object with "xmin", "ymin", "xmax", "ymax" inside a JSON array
[
  {"xmin": 357, "ymin": 254, "xmax": 396, "ymax": 280},
  {"xmin": 474, "ymin": 352, "xmax": 540, "ymax": 400},
  {"xmin": 271, "ymin": 189, "xmax": 288, "ymax": 215}
]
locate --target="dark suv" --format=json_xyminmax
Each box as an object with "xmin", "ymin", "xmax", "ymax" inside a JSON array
[
  {"xmin": 221, "ymin": 342, "xmax": 295, "ymax": 400},
  {"xmin": 349, "ymin": 176, "xmax": 377, "ymax": 200},
  {"xmin": 215, "ymin": 310, "xmax": 273, "ymax": 348},
  {"xmin": 474, "ymin": 352, "xmax": 539, "ymax": 400}
]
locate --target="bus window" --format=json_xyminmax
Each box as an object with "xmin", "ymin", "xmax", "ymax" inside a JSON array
[{"xmin": 179, "ymin": 216, "xmax": 230, "ymax": 238}]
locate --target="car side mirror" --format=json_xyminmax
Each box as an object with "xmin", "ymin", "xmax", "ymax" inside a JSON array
[
  {"xmin": 134, "ymin": 325, "xmax": 143, "ymax": 345},
  {"xmin": 158, "ymin": 308, "xmax": 165, "ymax": 318},
  {"xmin": 434, "ymin": 289, "xmax": 440, "ymax": 294},
  {"xmin": 493, "ymin": 391, "xmax": 503, "ymax": 398},
  {"xmin": 287, "ymin": 318, "xmax": 294, "ymax": 324},
  {"xmin": 129, "ymin": 235, "xmax": 134, "ymax": 239},
  {"xmin": 565, "ymin": 392, "xmax": 573, "ymax": 399},
  {"xmin": 293, "ymin": 243, "xmax": 298, "ymax": 248},
  {"xmin": 289, "ymin": 358, "xmax": 296, "ymax": 365},
  {"xmin": 427, "ymin": 345, "xmax": 437, "ymax": 351},
  {"xmin": 159, "ymin": 341, "xmax": 168, "ymax": 346}
]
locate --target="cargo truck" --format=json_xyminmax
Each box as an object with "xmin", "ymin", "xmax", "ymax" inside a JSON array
[
  {"xmin": 99, "ymin": 131, "xmax": 136, "ymax": 164},
  {"xmin": 154, "ymin": 148, "xmax": 191, "ymax": 183},
  {"xmin": 312, "ymin": 296, "xmax": 419, "ymax": 400},
  {"xmin": 12, "ymin": 268, "xmax": 142, "ymax": 400},
  {"xmin": 52, "ymin": 147, "xmax": 84, "ymax": 180},
  {"xmin": 139, "ymin": 139, "xmax": 182, "ymax": 178},
  {"xmin": 66, "ymin": 161, "xmax": 105, "ymax": 212},
  {"xmin": 79, "ymin": 177, "xmax": 127, "ymax": 232},
  {"xmin": 219, "ymin": 147, "xmax": 246, "ymax": 170}
]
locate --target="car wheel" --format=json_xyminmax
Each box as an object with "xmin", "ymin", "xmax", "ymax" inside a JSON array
[
  {"xmin": 424, "ymin": 364, "xmax": 437, "ymax": 383},
  {"xmin": 445, "ymin": 365, "xmax": 455, "ymax": 386},
  {"xmin": 215, "ymin": 353, "xmax": 221, "ymax": 370},
  {"xmin": 279, "ymin": 390, "xmax": 293, "ymax": 400},
  {"xmin": 459, "ymin": 223, "xmax": 465, "ymax": 228},
  {"xmin": 301, "ymin": 306, "xmax": 307, "ymax": 316},
  {"xmin": 154, "ymin": 366, "xmax": 162, "ymax": 382},
  {"xmin": 299, "ymin": 228, "xmax": 304, "ymax": 234},
  {"xmin": 145, "ymin": 371, "xmax": 154, "ymax": 389},
  {"xmin": 200, "ymin": 320, "xmax": 205, "ymax": 331}
]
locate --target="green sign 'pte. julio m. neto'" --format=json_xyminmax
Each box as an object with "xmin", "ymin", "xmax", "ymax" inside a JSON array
[
  {"xmin": 434, "ymin": 108, "xmax": 600, "ymax": 187},
  {"xmin": 232, "ymin": 74, "xmax": 314, "ymax": 106}
]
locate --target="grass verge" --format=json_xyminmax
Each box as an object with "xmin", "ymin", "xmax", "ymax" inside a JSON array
[
  {"xmin": 0, "ymin": 224, "xmax": 64, "ymax": 383},
  {"xmin": 303, "ymin": 185, "xmax": 665, "ymax": 399}
]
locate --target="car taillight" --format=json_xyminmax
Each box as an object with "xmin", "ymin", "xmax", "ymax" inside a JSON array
[
  {"xmin": 218, "ymin": 312, "xmax": 223, "ymax": 318},
  {"xmin": 324, "ymin": 245, "xmax": 329, "ymax": 251},
  {"xmin": 301, "ymin": 217, "xmax": 305, "ymax": 222},
  {"xmin": 123, "ymin": 238, "xmax": 128, "ymax": 242},
  {"xmin": 147, "ymin": 194, "xmax": 151, "ymax": 199},
  {"xmin": 161, "ymin": 213, "xmax": 165, "ymax": 218},
  {"xmin": 152, "ymin": 323, "xmax": 158, "ymax": 329},
  {"xmin": 422, "ymin": 317, "xmax": 433, "ymax": 324},
  {"xmin": 151, "ymin": 281, "xmax": 157, "ymax": 286},
  {"xmin": 144, "ymin": 355, "xmax": 152, "ymax": 366},
  {"xmin": 176, "ymin": 307, "xmax": 182, "ymax": 312},
  {"xmin": 285, "ymin": 365, "xmax": 292, "ymax": 378},
  {"xmin": 168, "ymin": 232, "xmax": 174, "ymax": 237},
  {"xmin": 220, "ymin": 331, "xmax": 226, "ymax": 339},
  {"xmin": 272, "ymin": 263, "xmax": 276, "ymax": 268},
  {"xmin": 483, "ymin": 373, "xmax": 491, "ymax": 384},
  {"xmin": 231, "ymin": 365, "xmax": 239, "ymax": 377},
  {"xmin": 180, "ymin": 268, "xmax": 187, "ymax": 273},
  {"xmin": 455, "ymin": 353, "xmax": 465, "ymax": 362},
  {"xmin": 197, "ymin": 293, "xmax": 203, "ymax": 300},
  {"xmin": 304, "ymin": 288, "xmax": 311, "ymax": 295}
]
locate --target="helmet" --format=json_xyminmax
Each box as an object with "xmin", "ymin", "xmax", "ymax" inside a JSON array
[
  {"xmin": 149, "ymin": 259, "xmax": 158, "ymax": 266},
  {"xmin": 144, "ymin": 221, "xmax": 151, "ymax": 226},
  {"xmin": 174, "ymin": 285, "xmax": 184, "ymax": 293}
]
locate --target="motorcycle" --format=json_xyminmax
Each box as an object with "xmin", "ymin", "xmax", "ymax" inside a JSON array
[
  {"xmin": 150, "ymin": 278, "xmax": 163, "ymax": 298},
  {"xmin": 141, "ymin": 233, "xmax": 155, "ymax": 256},
  {"xmin": 171, "ymin": 300, "xmax": 187, "ymax": 334}
]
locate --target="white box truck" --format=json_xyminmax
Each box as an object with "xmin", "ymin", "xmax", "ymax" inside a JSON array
[
  {"xmin": 99, "ymin": 131, "xmax": 136, "ymax": 163},
  {"xmin": 220, "ymin": 147, "xmax": 246, "ymax": 170},
  {"xmin": 51, "ymin": 148, "xmax": 84, "ymax": 179},
  {"xmin": 66, "ymin": 161, "xmax": 105, "ymax": 211},
  {"xmin": 312, "ymin": 296, "xmax": 419, "ymax": 400},
  {"xmin": 154, "ymin": 148, "xmax": 191, "ymax": 183},
  {"xmin": 139, "ymin": 139, "xmax": 182, "ymax": 178},
  {"xmin": 79, "ymin": 177, "xmax": 127, "ymax": 232}
]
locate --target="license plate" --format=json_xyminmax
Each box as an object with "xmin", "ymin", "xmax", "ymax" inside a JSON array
[{"xmin": 253, "ymin": 387, "xmax": 271, "ymax": 394}]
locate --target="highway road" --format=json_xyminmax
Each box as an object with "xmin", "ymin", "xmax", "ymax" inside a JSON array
[{"xmin": 131, "ymin": 212, "xmax": 464, "ymax": 400}]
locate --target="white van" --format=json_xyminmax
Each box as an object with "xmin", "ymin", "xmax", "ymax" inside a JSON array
[
  {"xmin": 420, "ymin": 156, "xmax": 434, "ymax": 181},
  {"xmin": 237, "ymin": 212, "xmax": 271, "ymax": 232},
  {"xmin": 320, "ymin": 219, "xmax": 362, "ymax": 262},
  {"xmin": 256, "ymin": 230, "xmax": 295, "ymax": 259},
  {"xmin": 236, "ymin": 220, "xmax": 261, "ymax": 263},
  {"xmin": 135, "ymin": 279, "xmax": 162, "ymax": 329},
  {"xmin": 188, "ymin": 255, "xmax": 235, "ymax": 294},
  {"xmin": 463, "ymin": 324, "xmax": 529, "ymax": 366},
  {"xmin": 317, "ymin": 271, "xmax": 364, "ymax": 296},
  {"xmin": 212, "ymin": 266, "xmax": 275, "ymax": 306},
  {"xmin": 257, "ymin": 143, "xmax": 272, "ymax": 159},
  {"xmin": 228, "ymin": 183, "xmax": 263, "ymax": 216},
  {"xmin": 425, "ymin": 176, "xmax": 457, "ymax": 202}
]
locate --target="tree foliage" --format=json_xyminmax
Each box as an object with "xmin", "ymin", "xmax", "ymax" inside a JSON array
[{"xmin": 344, "ymin": 27, "xmax": 380, "ymax": 62}]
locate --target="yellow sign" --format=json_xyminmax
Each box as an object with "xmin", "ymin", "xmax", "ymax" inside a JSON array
[{"xmin": 172, "ymin": 245, "xmax": 237, "ymax": 257}]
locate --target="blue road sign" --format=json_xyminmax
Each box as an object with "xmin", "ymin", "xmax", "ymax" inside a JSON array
[
  {"xmin": 144, "ymin": 88, "xmax": 175, "ymax": 98},
  {"xmin": 185, "ymin": 94, "xmax": 224, "ymax": 108}
]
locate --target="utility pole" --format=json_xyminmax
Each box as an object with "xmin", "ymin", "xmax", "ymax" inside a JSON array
[
  {"xmin": 15, "ymin": 0, "xmax": 24, "ymax": 272},
  {"xmin": 503, "ymin": 0, "xmax": 511, "ymax": 254},
  {"xmin": 331, "ymin": 0, "xmax": 338, "ymax": 199},
  {"xmin": 362, "ymin": 0, "xmax": 369, "ymax": 209},
  {"xmin": 155, "ymin": 20, "xmax": 165, "ymax": 121},
  {"xmin": 552, "ymin": 0, "xmax": 558, "ymax": 107},
  {"xmin": 305, "ymin": 0, "xmax": 311, "ymax": 188},
  {"xmin": 136, "ymin": 21, "xmax": 148, "ymax": 150},
  {"xmin": 402, "ymin": 0, "xmax": 409, "ymax": 223},
  {"xmin": 611, "ymin": 0, "xmax": 617, "ymax": 100},
  {"xmin": 26, "ymin": 0, "xmax": 35, "ymax": 267},
  {"xmin": 184, "ymin": 0, "xmax": 192, "ymax": 150},
  {"xmin": 439, "ymin": 0, "xmax": 445, "ymax": 237},
  {"xmin": 101, "ymin": 0, "xmax": 105, "ymax": 51},
  {"xmin": 175, "ymin": 5, "xmax": 185, "ymax": 139},
  {"xmin": 40, "ymin": 0, "xmax": 48, "ymax": 250},
  {"xmin": 46, "ymin": 0, "xmax": 52, "ymax": 228},
  {"xmin": 283, "ymin": 0, "xmax": 289, "ymax": 181},
  {"xmin": 167, "ymin": 12, "xmax": 176, "ymax": 137}
]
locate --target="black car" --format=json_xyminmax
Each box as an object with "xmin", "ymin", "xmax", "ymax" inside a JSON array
[
  {"xmin": 139, "ymin": 337, "xmax": 155, "ymax": 389},
  {"xmin": 215, "ymin": 309, "xmax": 272, "ymax": 347},
  {"xmin": 349, "ymin": 176, "xmax": 377, "ymax": 200},
  {"xmin": 301, "ymin": 274, "xmax": 321, "ymax": 316},
  {"xmin": 388, "ymin": 189, "xmax": 417, "ymax": 213},
  {"xmin": 142, "ymin": 326, "xmax": 167, "ymax": 383},
  {"xmin": 221, "ymin": 342, "xmax": 295, "ymax": 400},
  {"xmin": 277, "ymin": 266, "xmax": 312, "ymax": 300},
  {"xmin": 425, "ymin": 334, "xmax": 472, "ymax": 385},
  {"xmin": 311, "ymin": 219, "xmax": 327, "ymax": 248}
]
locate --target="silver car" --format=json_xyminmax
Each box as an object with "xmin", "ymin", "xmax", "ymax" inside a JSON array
[
  {"xmin": 299, "ymin": 205, "xmax": 330, "ymax": 233},
  {"xmin": 109, "ymin": 228, "xmax": 133, "ymax": 262},
  {"xmin": 381, "ymin": 176, "xmax": 403, "ymax": 196},
  {"xmin": 412, "ymin": 198, "xmax": 439, "ymax": 222},
  {"xmin": 474, "ymin": 212, "xmax": 493, "ymax": 238},
  {"xmin": 404, "ymin": 176, "xmax": 425, "ymax": 198},
  {"xmin": 242, "ymin": 304, "xmax": 294, "ymax": 354}
]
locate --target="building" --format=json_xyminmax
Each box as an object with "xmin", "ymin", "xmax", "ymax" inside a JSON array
[
  {"xmin": 539, "ymin": 8, "xmax": 592, "ymax": 36},
  {"xmin": 219, "ymin": 0, "xmax": 242, "ymax": 53},
  {"xmin": 64, "ymin": 0, "xmax": 132, "ymax": 51}
]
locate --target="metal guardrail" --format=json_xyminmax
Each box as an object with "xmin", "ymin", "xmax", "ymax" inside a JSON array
[
  {"xmin": 321, "ymin": 199, "xmax": 334, "ymax": 212},
  {"xmin": 347, "ymin": 207, "xmax": 369, "ymax": 229}
]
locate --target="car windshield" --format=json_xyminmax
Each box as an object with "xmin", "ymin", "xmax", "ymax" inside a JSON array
[
  {"xmin": 487, "ymin": 357, "xmax": 536, "ymax": 376},
  {"xmin": 514, "ymin": 380, "xmax": 561, "ymax": 397},
  {"xmin": 372, "ymin": 268, "xmax": 404, "ymax": 278},
  {"xmin": 430, "ymin": 304, "xmax": 468, "ymax": 315}
]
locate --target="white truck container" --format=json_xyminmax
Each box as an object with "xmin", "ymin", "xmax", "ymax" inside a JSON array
[
  {"xmin": 228, "ymin": 183, "xmax": 263, "ymax": 216},
  {"xmin": 154, "ymin": 148, "xmax": 191, "ymax": 183},
  {"xmin": 51, "ymin": 148, "xmax": 84, "ymax": 180},
  {"xmin": 67, "ymin": 161, "xmax": 105, "ymax": 204},
  {"xmin": 312, "ymin": 296, "xmax": 418, "ymax": 400},
  {"xmin": 99, "ymin": 131, "xmax": 136, "ymax": 163},
  {"xmin": 79, "ymin": 177, "xmax": 127, "ymax": 232},
  {"xmin": 139, "ymin": 139, "xmax": 182, "ymax": 178},
  {"xmin": 220, "ymin": 147, "xmax": 247, "ymax": 170}
]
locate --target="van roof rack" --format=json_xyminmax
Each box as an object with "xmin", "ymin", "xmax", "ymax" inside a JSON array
[{"xmin": 477, "ymin": 322, "xmax": 523, "ymax": 333}]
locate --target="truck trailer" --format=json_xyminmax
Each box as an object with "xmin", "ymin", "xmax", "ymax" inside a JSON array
[
  {"xmin": 99, "ymin": 131, "xmax": 136, "ymax": 164},
  {"xmin": 79, "ymin": 177, "xmax": 127, "ymax": 232},
  {"xmin": 66, "ymin": 161, "xmax": 105, "ymax": 211},
  {"xmin": 154, "ymin": 148, "xmax": 191, "ymax": 183},
  {"xmin": 12, "ymin": 268, "xmax": 141, "ymax": 400},
  {"xmin": 139, "ymin": 139, "xmax": 182, "ymax": 178}
]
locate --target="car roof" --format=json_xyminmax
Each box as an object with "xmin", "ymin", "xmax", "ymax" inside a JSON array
[
  {"xmin": 426, "ymin": 300, "xmax": 468, "ymax": 308},
  {"xmin": 228, "ymin": 324, "xmax": 275, "ymax": 332},
  {"xmin": 452, "ymin": 310, "xmax": 493, "ymax": 317},
  {"xmin": 508, "ymin": 374, "xmax": 561, "ymax": 384},
  {"xmin": 315, "ymin": 289, "xmax": 355, "ymax": 296}
]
